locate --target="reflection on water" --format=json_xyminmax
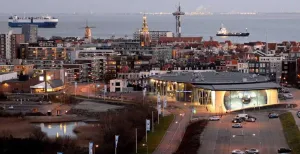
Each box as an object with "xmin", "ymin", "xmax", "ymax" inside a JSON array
[{"xmin": 39, "ymin": 122, "xmax": 85, "ymax": 138}]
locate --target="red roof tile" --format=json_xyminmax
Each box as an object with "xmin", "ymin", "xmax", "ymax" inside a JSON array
[
  {"xmin": 203, "ymin": 41, "xmax": 220, "ymax": 48},
  {"xmin": 291, "ymin": 46, "xmax": 300, "ymax": 52},
  {"xmin": 225, "ymin": 40, "xmax": 232, "ymax": 46},
  {"xmin": 268, "ymin": 43, "xmax": 277, "ymax": 50}
]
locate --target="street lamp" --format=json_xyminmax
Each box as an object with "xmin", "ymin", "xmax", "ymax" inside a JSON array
[
  {"xmin": 142, "ymin": 144, "xmax": 148, "ymax": 154},
  {"xmin": 93, "ymin": 144, "xmax": 99, "ymax": 154}
]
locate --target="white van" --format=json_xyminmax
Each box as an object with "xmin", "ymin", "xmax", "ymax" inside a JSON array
[{"xmin": 236, "ymin": 114, "xmax": 248, "ymax": 120}]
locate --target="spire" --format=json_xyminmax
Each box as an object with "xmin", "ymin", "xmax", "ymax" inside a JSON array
[
  {"xmin": 140, "ymin": 14, "xmax": 151, "ymax": 47},
  {"xmin": 142, "ymin": 14, "xmax": 149, "ymax": 32}
]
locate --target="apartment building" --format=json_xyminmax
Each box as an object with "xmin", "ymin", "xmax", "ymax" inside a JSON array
[
  {"xmin": 63, "ymin": 64, "xmax": 89, "ymax": 83},
  {"xmin": 133, "ymin": 30, "xmax": 173, "ymax": 42},
  {"xmin": 0, "ymin": 31, "xmax": 12, "ymax": 60}
]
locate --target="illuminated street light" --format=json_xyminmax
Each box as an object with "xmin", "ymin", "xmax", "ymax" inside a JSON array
[{"xmin": 142, "ymin": 143, "xmax": 148, "ymax": 154}]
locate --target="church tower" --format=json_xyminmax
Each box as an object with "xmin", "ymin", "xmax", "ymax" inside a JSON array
[{"xmin": 140, "ymin": 14, "xmax": 151, "ymax": 47}]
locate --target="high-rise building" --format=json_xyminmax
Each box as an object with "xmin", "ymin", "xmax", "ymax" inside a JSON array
[
  {"xmin": 22, "ymin": 24, "xmax": 38, "ymax": 43},
  {"xmin": 11, "ymin": 34, "xmax": 25, "ymax": 59},
  {"xmin": 0, "ymin": 30, "xmax": 13, "ymax": 60}
]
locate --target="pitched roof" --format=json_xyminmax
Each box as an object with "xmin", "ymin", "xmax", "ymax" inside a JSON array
[
  {"xmin": 268, "ymin": 43, "xmax": 277, "ymax": 50},
  {"xmin": 203, "ymin": 41, "xmax": 220, "ymax": 48}
]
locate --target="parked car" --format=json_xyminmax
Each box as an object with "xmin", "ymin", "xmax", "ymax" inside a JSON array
[
  {"xmin": 246, "ymin": 118, "xmax": 256, "ymax": 122},
  {"xmin": 269, "ymin": 113, "xmax": 279, "ymax": 118},
  {"xmin": 277, "ymin": 147, "xmax": 292, "ymax": 153},
  {"xmin": 245, "ymin": 148, "xmax": 259, "ymax": 154},
  {"xmin": 297, "ymin": 111, "xmax": 300, "ymax": 118},
  {"xmin": 279, "ymin": 88, "xmax": 290, "ymax": 93},
  {"xmin": 232, "ymin": 149, "xmax": 245, "ymax": 154},
  {"xmin": 208, "ymin": 116, "xmax": 221, "ymax": 121},
  {"xmin": 8, "ymin": 106, "xmax": 14, "ymax": 110},
  {"xmin": 232, "ymin": 117, "xmax": 244, "ymax": 123},
  {"xmin": 283, "ymin": 93, "xmax": 293, "ymax": 99},
  {"xmin": 232, "ymin": 123, "xmax": 243, "ymax": 128},
  {"xmin": 236, "ymin": 114, "xmax": 249, "ymax": 120}
]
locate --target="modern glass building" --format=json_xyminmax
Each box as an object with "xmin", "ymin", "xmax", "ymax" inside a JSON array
[{"xmin": 150, "ymin": 71, "xmax": 280, "ymax": 113}]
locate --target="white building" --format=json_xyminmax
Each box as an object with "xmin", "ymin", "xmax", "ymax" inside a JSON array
[
  {"xmin": 259, "ymin": 56, "xmax": 285, "ymax": 62},
  {"xmin": 0, "ymin": 72, "xmax": 18, "ymax": 82},
  {"xmin": 68, "ymin": 49, "xmax": 116, "ymax": 63},
  {"xmin": 110, "ymin": 79, "xmax": 128, "ymax": 92},
  {"xmin": 237, "ymin": 62, "xmax": 249, "ymax": 73}
]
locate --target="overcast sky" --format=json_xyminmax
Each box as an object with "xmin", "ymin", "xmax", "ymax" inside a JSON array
[{"xmin": 0, "ymin": 0, "xmax": 298, "ymax": 13}]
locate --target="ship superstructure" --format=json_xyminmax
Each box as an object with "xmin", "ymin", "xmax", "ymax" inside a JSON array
[
  {"xmin": 8, "ymin": 15, "xmax": 58, "ymax": 28},
  {"xmin": 216, "ymin": 24, "xmax": 249, "ymax": 37}
]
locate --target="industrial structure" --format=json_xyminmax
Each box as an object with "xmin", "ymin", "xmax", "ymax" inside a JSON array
[{"xmin": 172, "ymin": 3, "xmax": 185, "ymax": 37}]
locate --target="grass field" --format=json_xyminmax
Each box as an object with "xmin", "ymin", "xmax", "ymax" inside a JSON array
[{"xmin": 279, "ymin": 112, "xmax": 300, "ymax": 154}]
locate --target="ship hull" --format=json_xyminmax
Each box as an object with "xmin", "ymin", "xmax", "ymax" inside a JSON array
[
  {"xmin": 8, "ymin": 22, "xmax": 57, "ymax": 28},
  {"xmin": 216, "ymin": 33, "xmax": 249, "ymax": 37}
]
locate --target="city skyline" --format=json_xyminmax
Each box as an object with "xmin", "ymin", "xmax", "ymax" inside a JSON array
[{"xmin": 0, "ymin": 0, "xmax": 299, "ymax": 14}]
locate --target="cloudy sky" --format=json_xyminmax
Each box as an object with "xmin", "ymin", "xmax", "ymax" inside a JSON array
[{"xmin": 0, "ymin": 0, "xmax": 298, "ymax": 13}]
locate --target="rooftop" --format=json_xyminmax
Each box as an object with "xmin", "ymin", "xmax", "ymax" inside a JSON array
[{"xmin": 151, "ymin": 72, "xmax": 272, "ymax": 85}]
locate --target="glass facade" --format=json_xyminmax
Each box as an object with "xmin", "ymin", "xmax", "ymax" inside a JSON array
[
  {"xmin": 175, "ymin": 83, "xmax": 192, "ymax": 102},
  {"xmin": 192, "ymin": 89, "xmax": 212, "ymax": 105},
  {"xmin": 224, "ymin": 90, "xmax": 267, "ymax": 111}
]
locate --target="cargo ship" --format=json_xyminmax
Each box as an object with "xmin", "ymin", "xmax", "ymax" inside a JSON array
[
  {"xmin": 216, "ymin": 24, "xmax": 249, "ymax": 37},
  {"xmin": 8, "ymin": 15, "xmax": 58, "ymax": 28}
]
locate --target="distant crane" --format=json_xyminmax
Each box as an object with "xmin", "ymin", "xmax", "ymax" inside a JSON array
[{"xmin": 79, "ymin": 20, "xmax": 95, "ymax": 43}]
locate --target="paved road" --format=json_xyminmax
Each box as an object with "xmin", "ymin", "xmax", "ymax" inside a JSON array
[
  {"xmin": 198, "ymin": 111, "xmax": 288, "ymax": 154},
  {"xmin": 153, "ymin": 103, "xmax": 191, "ymax": 154}
]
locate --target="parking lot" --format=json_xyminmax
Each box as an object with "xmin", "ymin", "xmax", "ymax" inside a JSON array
[{"xmin": 198, "ymin": 111, "xmax": 289, "ymax": 154}]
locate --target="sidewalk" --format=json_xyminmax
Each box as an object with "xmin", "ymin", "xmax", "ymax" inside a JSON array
[{"xmin": 152, "ymin": 103, "xmax": 193, "ymax": 154}]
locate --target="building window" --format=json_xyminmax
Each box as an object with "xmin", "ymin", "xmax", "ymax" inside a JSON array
[{"xmin": 116, "ymin": 82, "xmax": 120, "ymax": 86}]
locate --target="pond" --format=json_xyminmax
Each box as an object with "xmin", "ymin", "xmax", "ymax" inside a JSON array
[{"xmin": 38, "ymin": 122, "xmax": 86, "ymax": 138}]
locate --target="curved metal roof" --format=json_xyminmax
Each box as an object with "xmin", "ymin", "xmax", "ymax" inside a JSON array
[{"xmin": 151, "ymin": 72, "xmax": 272, "ymax": 85}]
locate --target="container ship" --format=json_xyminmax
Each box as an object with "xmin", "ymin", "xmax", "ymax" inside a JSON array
[
  {"xmin": 216, "ymin": 24, "xmax": 249, "ymax": 37},
  {"xmin": 8, "ymin": 15, "xmax": 58, "ymax": 28}
]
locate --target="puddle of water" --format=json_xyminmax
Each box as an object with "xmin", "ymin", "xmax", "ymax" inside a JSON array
[{"xmin": 38, "ymin": 122, "xmax": 85, "ymax": 138}]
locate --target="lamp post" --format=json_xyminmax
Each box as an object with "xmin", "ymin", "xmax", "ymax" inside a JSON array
[
  {"xmin": 63, "ymin": 91, "xmax": 66, "ymax": 104},
  {"xmin": 142, "ymin": 144, "xmax": 148, "ymax": 154},
  {"xmin": 94, "ymin": 144, "xmax": 99, "ymax": 154}
]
